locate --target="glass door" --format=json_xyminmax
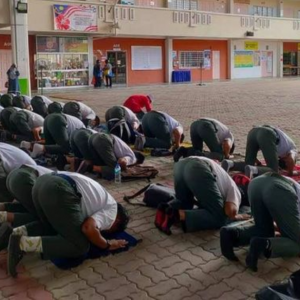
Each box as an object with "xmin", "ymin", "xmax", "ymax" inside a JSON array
[{"xmin": 107, "ymin": 51, "xmax": 127, "ymax": 84}]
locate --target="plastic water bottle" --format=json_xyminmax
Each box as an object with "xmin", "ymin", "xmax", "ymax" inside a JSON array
[{"xmin": 114, "ymin": 163, "xmax": 121, "ymax": 184}]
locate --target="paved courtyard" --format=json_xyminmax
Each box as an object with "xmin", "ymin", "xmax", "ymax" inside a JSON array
[{"xmin": 1, "ymin": 78, "xmax": 300, "ymax": 300}]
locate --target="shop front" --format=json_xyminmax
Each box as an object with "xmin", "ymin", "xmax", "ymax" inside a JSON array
[
  {"xmin": 35, "ymin": 36, "xmax": 89, "ymax": 89},
  {"xmin": 0, "ymin": 35, "xmax": 12, "ymax": 92},
  {"xmin": 230, "ymin": 40, "xmax": 277, "ymax": 79},
  {"xmin": 283, "ymin": 42, "xmax": 300, "ymax": 76}
]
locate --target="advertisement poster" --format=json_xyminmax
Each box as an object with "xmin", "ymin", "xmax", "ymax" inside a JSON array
[
  {"xmin": 53, "ymin": 4, "xmax": 98, "ymax": 32},
  {"xmin": 244, "ymin": 41, "xmax": 259, "ymax": 51},
  {"xmin": 234, "ymin": 51, "xmax": 254, "ymax": 68},
  {"xmin": 203, "ymin": 50, "xmax": 211, "ymax": 69},
  {"xmin": 63, "ymin": 37, "xmax": 88, "ymax": 52},
  {"xmin": 37, "ymin": 37, "xmax": 59, "ymax": 52}
]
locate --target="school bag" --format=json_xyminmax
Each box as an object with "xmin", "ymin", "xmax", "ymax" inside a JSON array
[
  {"xmin": 121, "ymin": 165, "xmax": 159, "ymax": 182},
  {"xmin": 107, "ymin": 118, "xmax": 134, "ymax": 144},
  {"xmin": 123, "ymin": 183, "xmax": 175, "ymax": 208},
  {"xmin": 255, "ymin": 269, "xmax": 300, "ymax": 300},
  {"xmin": 63, "ymin": 102, "xmax": 82, "ymax": 120}
]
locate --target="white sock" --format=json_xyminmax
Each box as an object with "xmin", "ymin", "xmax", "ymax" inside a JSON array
[
  {"xmin": 31, "ymin": 143, "xmax": 44, "ymax": 158},
  {"xmin": 20, "ymin": 141, "xmax": 31, "ymax": 150},
  {"xmin": 12, "ymin": 226, "xmax": 28, "ymax": 236},
  {"xmin": 0, "ymin": 211, "xmax": 7, "ymax": 223},
  {"xmin": 19, "ymin": 236, "xmax": 43, "ymax": 253}
]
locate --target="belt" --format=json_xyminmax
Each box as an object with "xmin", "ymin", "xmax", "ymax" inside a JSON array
[{"xmin": 54, "ymin": 173, "xmax": 82, "ymax": 198}]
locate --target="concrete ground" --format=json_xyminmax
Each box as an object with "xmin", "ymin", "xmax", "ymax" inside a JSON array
[{"xmin": 1, "ymin": 78, "xmax": 300, "ymax": 300}]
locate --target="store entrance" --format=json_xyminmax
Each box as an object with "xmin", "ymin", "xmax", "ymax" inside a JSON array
[
  {"xmin": 0, "ymin": 50, "xmax": 12, "ymax": 92},
  {"xmin": 107, "ymin": 51, "xmax": 127, "ymax": 84}
]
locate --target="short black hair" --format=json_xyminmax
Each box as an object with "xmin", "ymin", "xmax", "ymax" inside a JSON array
[
  {"xmin": 115, "ymin": 203, "xmax": 130, "ymax": 232},
  {"xmin": 48, "ymin": 102, "xmax": 63, "ymax": 114},
  {"xmin": 94, "ymin": 115, "xmax": 100, "ymax": 126}
]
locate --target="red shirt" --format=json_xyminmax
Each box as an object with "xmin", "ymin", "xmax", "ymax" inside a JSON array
[{"xmin": 123, "ymin": 95, "xmax": 152, "ymax": 113}]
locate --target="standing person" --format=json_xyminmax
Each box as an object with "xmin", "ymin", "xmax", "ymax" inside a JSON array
[
  {"xmin": 103, "ymin": 60, "xmax": 112, "ymax": 88},
  {"xmin": 93, "ymin": 60, "xmax": 102, "ymax": 89},
  {"xmin": 6, "ymin": 64, "xmax": 20, "ymax": 95},
  {"xmin": 123, "ymin": 94, "xmax": 153, "ymax": 120}
]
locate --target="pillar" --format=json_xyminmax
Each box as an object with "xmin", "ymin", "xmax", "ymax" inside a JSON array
[
  {"xmin": 228, "ymin": 0, "xmax": 234, "ymax": 14},
  {"xmin": 9, "ymin": 0, "xmax": 31, "ymax": 96},
  {"xmin": 227, "ymin": 40, "xmax": 234, "ymax": 79},
  {"xmin": 277, "ymin": 41, "xmax": 283, "ymax": 78},
  {"xmin": 88, "ymin": 37, "xmax": 94, "ymax": 87},
  {"xmin": 165, "ymin": 38, "xmax": 173, "ymax": 84},
  {"xmin": 277, "ymin": 0, "xmax": 283, "ymax": 17}
]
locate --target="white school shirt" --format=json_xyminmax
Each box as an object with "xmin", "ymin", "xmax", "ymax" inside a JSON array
[
  {"xmin": 78, "ymin": 102, "xmax": 96, "ymax": 120},
  {"xmin": 274, "ymin": 127, "xmax": 298, "ymax": 159},
  {"xmin": 40, "ymin": 96, "xmax": 53, "ymax": 107},
  {"xmin": 0, "ymin": 106, "xmax": 4, "ymax": 113},
  {"xmin": 0, "ymin": 143, "xmax": 36, "ymax": 174},
  {"xmin": 121, "ymin": 106, "xmax": 140, "ymax": 129},
  {"xmin": 22, "ymin": 95, "xmax": 32, "ymax": 107},
  {"xmin": 24, "ymin": 164, "xmax": 53, "ymax": 176},
  {"xmin": 22, "ymin": 110, "xmax": 44, "ymax": 128},
  {"xmin": 112, "ymin": 134, "xmax": 137, "ymax": 165},
  {"xmin": 64, "ymin": 114, "xmax": 86, "ymax": 136},
  {"xmin": 190, "ymin": 156, "xmax": 241, "ymax": 207},
  {"xmin": 202, "ymin": 118, "xmax": 234, "ymax": 146},
  {"xmin": 159, "ymin": 111, "xmax": 183, "ymax": 132},
  {"xmin": 59, "ymin": 172, "xmax": 117, "ymax": 230}
]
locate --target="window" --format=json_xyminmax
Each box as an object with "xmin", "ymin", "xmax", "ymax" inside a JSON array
[
  {"xmin": 253, "ymin": 5, "xmax": 274, "ymax": 17},
  {"xmin": 179, "ymin": 51, "xmax": 203, "ymax": 68},
  {"xmin": 170, "ymin": 0, "xmax": 198, "ymax": 11}
]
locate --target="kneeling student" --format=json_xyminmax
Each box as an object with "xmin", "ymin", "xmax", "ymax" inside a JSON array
[
  {"xmin": 220, "ymin": 173, "xmax": 300, "ymax": 272},
  {"xmin": 7, "ymin": 172, "xmax": 129, "ymax": 277}
]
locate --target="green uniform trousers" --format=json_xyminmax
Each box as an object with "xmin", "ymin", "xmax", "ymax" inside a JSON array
[
  {"xmin": 89, "ymin": 133, "xmax": 117, "ymax": 179},
  {"xmin": 44, "ymin": 113, "xmax": 70, "ymax": 155},
  {"xmin": 235, "ymin": 173, "xmax": 300, "ymax": 258},
  {"xmin": 70, "ymin": 128, "xmax": 94, "ymax": 160},
  {"xmin": 142, "ymin": 111, "xmax": 172, "ymax": 149},
  {"xmin": 31, "ymin": 96, "xmax": 48, "ymax": 118},
  {"xmin": 0, "ymin": 158, "xmax": 13, "ymax": 203},
  {"xmin": 0, "ymin": 107, "xmax": 18, "ymax": 132},
  {"xmin": 10, "ymin": 111, "xmax": 34, "ymax": 141},
  {"xmin": 105, "ymin": 106, "xmax": 125, "ymax": 122},
  {"xmin": 234, "ymin": 126, "xmax": 279, "ymax": 174},
  {"xmin": 29, "ymin": 174, "xmax": 89, "ymax": 259},
  {"xmin": 5, "ymin": 165, "xmax": 41, "ymax": 226},
  {"xmin": 171, "ymin": 158, "xmax": 227, "ymax": 231}
]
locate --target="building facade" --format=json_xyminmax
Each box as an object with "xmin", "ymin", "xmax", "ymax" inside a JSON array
[{"xmin": 1, "ymin": 0, "xmax": 300, "ymax": 93}]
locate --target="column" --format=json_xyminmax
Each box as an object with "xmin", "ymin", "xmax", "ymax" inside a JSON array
[
  {"xmin": 228, "ymin": 0, "xmax": 234, "ymax": 14},
  {"xmin": 165, "ymin": 38, "xmax": 173, "ymax": 84},
  {"xmin": 9, "ymin": 0, "xmax": 31, "ymax": 96},
  {"xmin": 227, "ymin": 40, "xmax": 233, "ymax": 79},
  {"xmin": 88, "ymin": 37, "xmax": 94, "ymax": 87},
  {"xmin": 277, "ymin": 41, "xmax": 283, "ymax": 78},
  {"xmin": 277, "ymin": 0, "xmax": 284, "ymax": 17}
]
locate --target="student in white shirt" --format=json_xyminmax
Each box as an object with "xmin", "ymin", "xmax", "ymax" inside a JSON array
[
  {"xmin": 8, "ymin": 172, "xmax": 129, "ymax": 277},
  {"xmin": 12, "ymin": 95, "xmax": 32, "ymax": 110},
  {"xmin": 0, "ymin": 143, "xmax": 36, "ymax": 202},
  {"xmin": 63, "ymin": 101, "xmax": 100, "ymax": 127},
  {"xmin": 155, "ymin": 156, "xmax": 250, "ymax": 235}
]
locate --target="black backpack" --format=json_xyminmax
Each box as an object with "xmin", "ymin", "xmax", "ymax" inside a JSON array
[
  {"xmin": 63, "ymin": 102, "xmax": 82, "ymax": 120},
  {"xmin": 123, "ymin": 183, "xmax": 175, "ymax": 208},
  {"xmin": 107, "ymin": 118, "xmax": 133, "ymax": 144}
]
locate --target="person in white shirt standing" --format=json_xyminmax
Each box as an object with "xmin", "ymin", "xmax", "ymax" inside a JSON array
[
  {"xmin": 155, "ymin": 156, "xmax": 250, "ymax": 235},
  {"xmin": 7, "ymin": 172, "xmax": 129, "ymax": 277},
  {"xmin": 0, "ymin": 143, "xmax": 36, "ymax": 202}
]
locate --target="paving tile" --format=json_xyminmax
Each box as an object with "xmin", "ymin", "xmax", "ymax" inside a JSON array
[
  {"xmin": 125, "ymin": 270, "xmax": 155, "ymax": 289},
  {"xmin": 145, "ymin": 279, "xmax": 179, "ymax": 298},
  {"xmin": 156, "ymin": 287, "xmax": 193, "ymax": 300},
  {"xmin": 94, "ymin": 276, "xmax": 129, "ymax": 293},
  {"xmin": 51, "ymin": 280, "xmax": 87, "ymax": 299},
  {"xmin": 138, "ymin": 265, "xmax": 168, "ymax": 283},
  {"xmin": 197, "ymin": 282, "xmax": 232, "ymax": 300},
  {"xmin": 173, "ymin": 273, "xmax": 205, "ymax": 293},
  {"xmin": 103, "ymin": 283, "xmax": 139, "ymax": 300}
]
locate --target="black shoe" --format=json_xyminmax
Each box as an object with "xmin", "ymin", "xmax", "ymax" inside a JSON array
[
  {"xmin": 220, "ymin": 227, "xmax": 239, "ymax": 261},
  {"xmin": 8, "ymin": 235, "xmax": 24, "ymax": 278},
  {"xmin": 76, "ymin": 160, "xmax": 93, "ymax": 174},
  {"xmin": 56, "ymin": 154, "xmax": 67, "ymax": 171},
  {"xmin": 0, "ymin": 222, "xmax": 13, "ymax": 251},
  {"xmin": 246, "ymin": 237, "xmax": 268, "ymax": 272},
  {"xmin": 173, "ymin": 146, "xmax": 187, "ymax": 162}
]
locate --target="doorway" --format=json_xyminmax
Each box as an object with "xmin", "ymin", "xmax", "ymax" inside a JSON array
[
  {"xmin": 261, "ymin": 51, "xmax": 273, "ymax": 77},
  {"xmin": 0, "ymin": 50, "xmax": 12, "ymax": 92},
  {"xmin": 106, "ymin": 51, "xmax": 127, "ymax": 84},
  {"xmin": 212, "ymin": 51, "xmax": 220, "ymax": 80}
]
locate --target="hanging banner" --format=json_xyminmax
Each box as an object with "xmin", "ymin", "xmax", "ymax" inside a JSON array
[
  {"xmin": 234, "ymin": 51, "xmax": 254, "ymax": 68},
  {"xmin": 53, "ymin": 4, "xmax": 98, "ymax": 32},
  {"xmin": 37, "ymin": 37, "xmax": 59, "ymax": 53},
  {"xmin": 245, "ymin": 41, "xmax": 259, "ymax": 51},
  {"xmin": 203, "ymin": 50, "xmax": 211, "ymax": 69}
]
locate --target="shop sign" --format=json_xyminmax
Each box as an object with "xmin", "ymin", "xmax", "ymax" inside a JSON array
[
  {"xmin": 234, "ymin": 51, "xmax": 254, "ymax": 68},
  {"xmin": 64, "ymin": 37, "xmax": 88, "ymax": 53},
  {"xmin": 234, "ymin": 0, "xmax": 250, "ymax": 4},
  {"xmin": 53, "ymin": 4, "xmax": 98, "ymax": 32},
  {"xmin": 113, "ymin": 44, "xmax": 121, "ymax": 51},
  {"xmin": 37, "ymin": 36, "xmax": 59, "ymax": 53},
  {"xmin": 298, "ymin": 43, "xmax": 300, "ymax": 51},
  {"xmin": 244, "ymin": 41, "xmax": 259, "ymax": 51}
]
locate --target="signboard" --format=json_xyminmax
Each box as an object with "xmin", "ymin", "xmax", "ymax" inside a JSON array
[
  {"xmin": 203, "ymin": 50, "xmax": 211, "ymax": 69},
  {"xmin": 234, "ymin": 51, "xmax": 254, "ymax": 68},
  {"xmin": 63, "ymin": 37, "xmax": 88, "ymax": 52},
  {"xmin": 234, "ymin": 0, "xmax": 250, "ymax": 4},
  {"xmin": 245, "ymin": 41, "xmax": 259, "ymax": 51},
  {"xmin": 37, "ymin": 37, "xmax": 59, "ymax": 53},
  {"xmin": 131, "ymin": 46, "xmax": 162, "ymax": 70},
  {"xmin": 298, "ymin": 43, "xmax": 300, "ymax": 51},
  {"xmin": 53, "ymin": 4, "xmax": 98, "ymax": 32}
]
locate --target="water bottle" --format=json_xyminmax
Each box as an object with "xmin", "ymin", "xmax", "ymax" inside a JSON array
[{"xmin": 114, "ymin": 163, "xmax": 121, "ymax": 184}]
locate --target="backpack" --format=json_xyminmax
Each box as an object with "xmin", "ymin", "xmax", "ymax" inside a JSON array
[
  {"xmin": 121, "ymin": 165, "xmax": 159, "ymax": 182},
  {"xmin": 123, "ymin": 183, "xmax": 175, "ymax": 208},
  {"xmin": 256, "ymin": 269, "xmax": 300, "ymax": 300},
  {"xmin": 108, "ymin": 118, "xmax": 133, "ymax": 144},
  {"xmin": 63, "ymin": 102, "xmax": 82, "ymax": 120}
]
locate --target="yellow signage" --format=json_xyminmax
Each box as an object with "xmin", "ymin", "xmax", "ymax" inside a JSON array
[
  {"xmin": 234, "ymin": 51, "xmax": 254, "ymax": 68},
  {"xmin": 245, "ymin": 41, "xmax": 259, "ymax": 51},
  {"xmin": 298, "ymin": 43, "xmax": 300, "ymax": 51}
]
